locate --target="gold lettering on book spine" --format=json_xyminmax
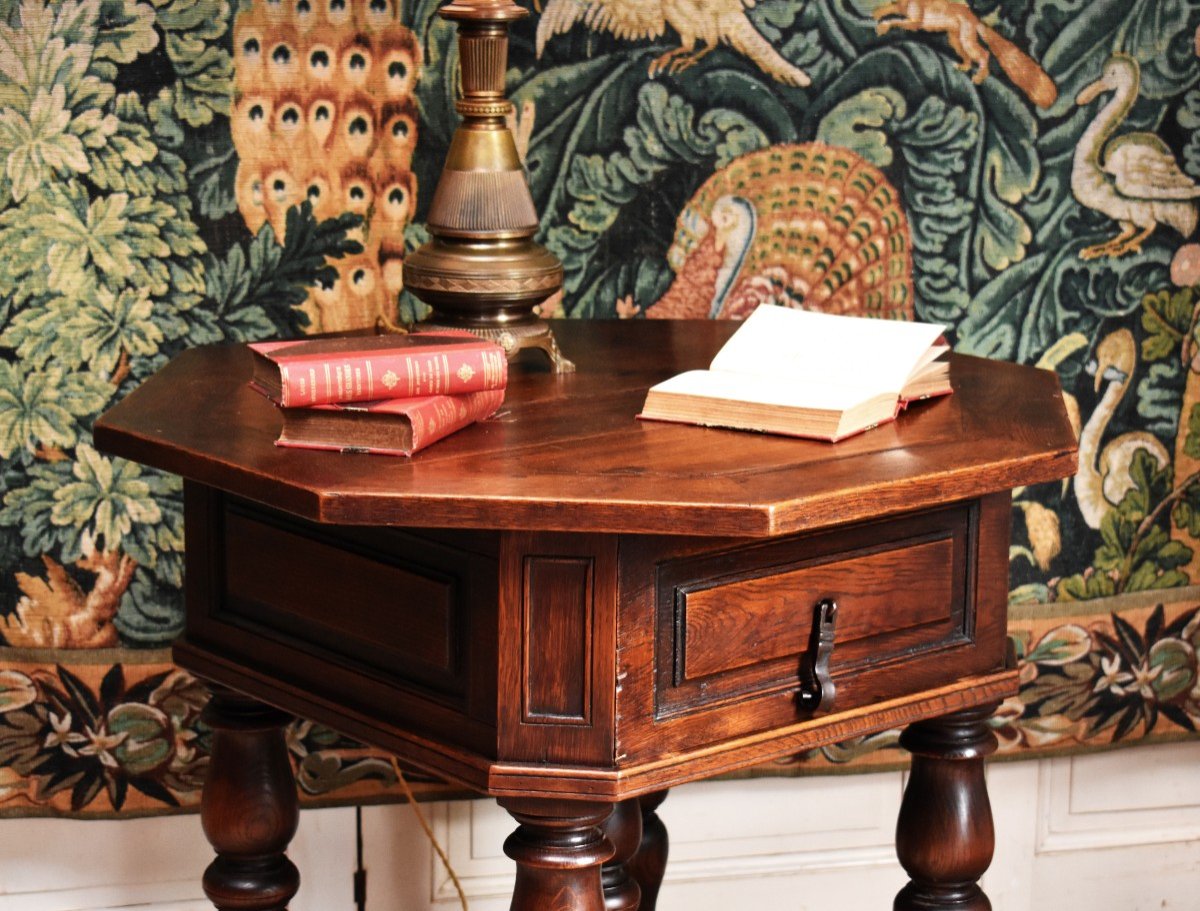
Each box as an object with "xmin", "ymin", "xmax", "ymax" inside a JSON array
[
  {"xmin": 430, "ymin": 355, "xmax": 438, "ymax": 392},
  {"xmin": 308, "ymin": 368, "xmax": 317, "ymax": 404},
  {"xmin": 430, "ymin": 397, "xmax": 456, "ymax": 433},
  {"xmin": 482, "ymin": 350, "xmax": 502, "ymax": 387}
]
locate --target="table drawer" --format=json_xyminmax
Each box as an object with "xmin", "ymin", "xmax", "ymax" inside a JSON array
[{"xmin": 654, "ymin": 504, "xmax": 974, "ymax": 719}]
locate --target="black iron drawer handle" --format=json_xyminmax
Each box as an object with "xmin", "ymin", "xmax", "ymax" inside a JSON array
[{"xmin": 798, "ymin": 598, "xmax": 838, "ymax": 714}]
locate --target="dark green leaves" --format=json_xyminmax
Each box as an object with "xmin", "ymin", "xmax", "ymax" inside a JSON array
[{"xmin": 200, "ymin": 202, "xmax": 364, "ymax": 341}]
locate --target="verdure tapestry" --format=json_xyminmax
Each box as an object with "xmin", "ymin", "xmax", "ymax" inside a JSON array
[{"xmin": 2, "ymin": 0, "xmax": 1200, "ymax": 817}]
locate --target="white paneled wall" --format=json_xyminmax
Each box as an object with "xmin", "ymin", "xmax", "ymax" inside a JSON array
[
  {"xmin": 2, "ymin": 740, "xmax": 1197, "ymax": 911},
  {"xmin": 0, "ymin": 807, "xmax": 358, "ymax": 911}
]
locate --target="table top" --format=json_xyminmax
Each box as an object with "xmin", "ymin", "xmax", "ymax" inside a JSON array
[{"xmin": 94, "ymin": 319, "xmax": 1077, "ymax": 537}]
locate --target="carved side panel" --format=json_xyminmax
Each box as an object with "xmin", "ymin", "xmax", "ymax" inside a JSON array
[
  {"xmin": 499, "ymin": 532, "xmax": 617, "ymax": 766},
  {"xmin": 182, "ymin": 486, "xmax": 501, "ymax": 757},
  {"xmin": 522, "ymin": 556, "xmax": 594, "ymax": 724}
]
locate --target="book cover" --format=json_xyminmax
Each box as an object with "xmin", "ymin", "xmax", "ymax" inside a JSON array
[
  {"xmin": 638, "ymin": 305, "xmax": 952, "ymax": 441},
  {"xmin": 249, "ymin": 332, "xmax": 508, "ymax": 407},
  {"xmin": 274, "ymin": 387, "xmax": 506, "ymax": 457}
]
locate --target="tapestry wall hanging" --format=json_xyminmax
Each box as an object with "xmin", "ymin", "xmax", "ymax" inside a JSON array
[{"xmin": 2, "ymin": 0, "xmax": 1200, "ymax": 817}]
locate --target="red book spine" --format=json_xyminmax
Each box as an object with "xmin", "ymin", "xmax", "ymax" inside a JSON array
[
  {"xmin": 406, "ymin": 388, "xmax": 504, "ymax": 454},
  {"xmin": 275, "ymin": 344, "xmax": 507, "ymax": 406},
  {"xmin": 274, "ymin": 388, "xmax": 506, "ymax": 456}
]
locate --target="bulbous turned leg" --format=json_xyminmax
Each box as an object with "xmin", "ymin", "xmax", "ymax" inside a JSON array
[
  {"xmin": 626, "ymin": 791, "xmax": 669, "ymax": 911},
  {"xmin": 600, "ymin": 798, "xmax": 642, "ymax": 911},
  {"xmin": 894, "ymin": 704, "xmax": 999, "ymax": 911},
  {"xmin": 200, "ymin": 687, "xmax": 300, "ymax": 911},
  {"xmin": 500, "ymin": 798, "xmax": 615, "ymax": 911}
]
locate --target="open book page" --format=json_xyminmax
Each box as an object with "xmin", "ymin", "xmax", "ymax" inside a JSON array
[
  {"xmin": 709, "ymin": 306, "xmax": 948, "ymax": 396},
  {"xmin": 652, "ymin": 370, "xmax": 885, "ymax": 412}
]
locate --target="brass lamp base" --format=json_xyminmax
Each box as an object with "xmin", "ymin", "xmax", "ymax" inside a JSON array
[
  {"xmin": 404, "ymin": 233, "xmax": 574, "ymax": 371},
  {"xmin": 403, "ymin": 0, "xmax": 574, "ymax": 374},
  {"xmin": 415, "ymin": 318, "xmax": 574, "ymax": 372}
]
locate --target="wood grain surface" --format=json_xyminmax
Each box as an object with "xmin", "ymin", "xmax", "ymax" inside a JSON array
[{"xmin": 94, "ymin": 320, "xmax": 1077, "ymax": 538}]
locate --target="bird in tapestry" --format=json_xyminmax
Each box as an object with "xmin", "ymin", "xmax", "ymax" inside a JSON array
[
  {"xmin": 1073, "ymin": 53, "xmax": 1200, "ymax": 260},
  {"xmin": 535, "ymin": 0, "xmax": 811, "ymax": 86},
  {"xmin": 1074, "ymin": 329, "xmax": 1169, "ymax": 529},
  {"xmin": 626, "ymin": 143, "xmax": 914, "ymax": 321},
  {"xmin": 230, "ymin": 0, "xmax": 422, "ymax": 332}
]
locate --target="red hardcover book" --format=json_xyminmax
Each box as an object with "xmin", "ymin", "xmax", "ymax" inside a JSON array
[
  {"xmin": 249, "ymin": 332, "xmax": 507, "ymax": 407},
  {"xmin": 274, "ymin": 388, "xmax": 506, "ymax": 457}
]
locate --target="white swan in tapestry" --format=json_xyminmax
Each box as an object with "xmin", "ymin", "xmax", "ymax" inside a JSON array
[
  {"xmin": 1074, "ymin": 329, "xmax": 1170, "ymax": 529},
  {"xmin": 1072, "ymin": 53, "xmax": 1200, "ymax": 260}
]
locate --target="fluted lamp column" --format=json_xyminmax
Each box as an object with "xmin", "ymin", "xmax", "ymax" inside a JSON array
[{"xmin": 403, "ymin": 0, "xmax": 573, "ymax": 372}]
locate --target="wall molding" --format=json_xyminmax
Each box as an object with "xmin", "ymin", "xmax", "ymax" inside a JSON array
[{"xmin": 1035, "ymin": 743, "xmax": 1200, "ymax": 854}]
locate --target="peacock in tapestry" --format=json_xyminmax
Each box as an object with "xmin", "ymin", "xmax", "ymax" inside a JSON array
[
  {"xmin": 231, "ymin": 0, "xmax": 421, "ymax": 332},
  {"xmin": 631, "ymin": 143, "xmax": 914, "ymax": 321}
]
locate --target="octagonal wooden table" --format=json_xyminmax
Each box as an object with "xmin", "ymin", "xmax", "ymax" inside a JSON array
[{"xmin": 95, "ymin": 319, "xmax": 1077, "ymax": 911}]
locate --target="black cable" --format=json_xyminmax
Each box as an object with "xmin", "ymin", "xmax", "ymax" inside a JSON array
[{"xmin": 354, "ymin": 805, "xmax": 367, "ymax": 911}]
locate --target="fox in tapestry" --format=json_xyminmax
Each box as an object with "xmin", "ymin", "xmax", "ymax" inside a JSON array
[{"xmin": 3, "ymin": 0, "xmax": 1200, "ymax": 816}]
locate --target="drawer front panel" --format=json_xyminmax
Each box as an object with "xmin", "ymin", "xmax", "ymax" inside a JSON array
[
  {"xmin": 681, "ymin": 536, "xmax": 956, "ymax": 680},
  {"xmin": 655, "ymin": 505, "xmax": 972, "ymax": 719}
]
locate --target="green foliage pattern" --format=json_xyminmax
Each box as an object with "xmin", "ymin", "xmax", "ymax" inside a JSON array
[{"xmin": 0, "ymin": 0, "xmax": 361, "ymax": 652}]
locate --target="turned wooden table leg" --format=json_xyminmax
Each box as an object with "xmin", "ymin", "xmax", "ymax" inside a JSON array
[
  {"xmin": 501, "ymin": 798, "xmax": 615, "ymax": 911},
  {"xmin": 200, "ymin": 687, "xmax": 300, "ymax": 911},
  {"xmin": 600, "ymin": 798, "xmax": 642, "ymax": 911},
  {"xmin": 626, "ymin": 791, "xmax": 669, "ymax": 911},
  {"xmin": 895, "ymin": 704, "xmax": 999, "ymax": 911}
]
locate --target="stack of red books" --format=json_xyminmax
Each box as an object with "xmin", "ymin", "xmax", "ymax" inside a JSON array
[{"xmin": 248, "ymin": 333, "xmax": 508, "ymax": 456}]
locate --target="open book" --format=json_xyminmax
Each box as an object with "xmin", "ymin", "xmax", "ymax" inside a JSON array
[{"xmin": 638, "ymin": 306, "xmax": 952, "ymax": 442}]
